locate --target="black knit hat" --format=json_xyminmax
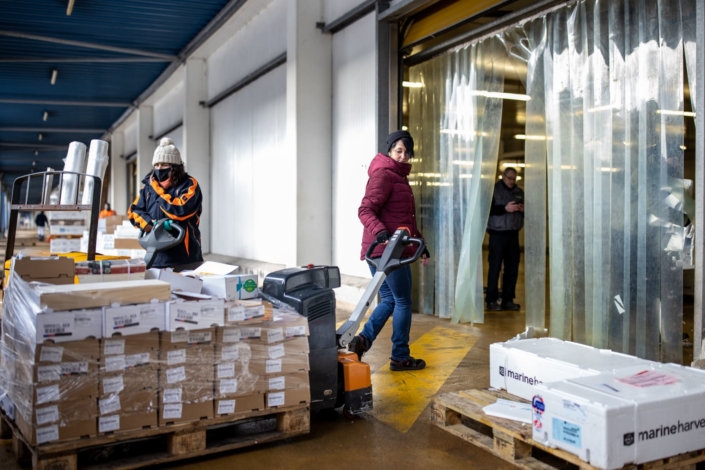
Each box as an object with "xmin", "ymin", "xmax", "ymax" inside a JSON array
[{"xmin": 386, "ymin": 130, "xmax": 414, "ymax": 156}]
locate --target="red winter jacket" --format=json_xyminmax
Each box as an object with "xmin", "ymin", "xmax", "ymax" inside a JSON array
[{"xmin": 358, "ymin": 153, "xmax": 424, "ymax": 260}]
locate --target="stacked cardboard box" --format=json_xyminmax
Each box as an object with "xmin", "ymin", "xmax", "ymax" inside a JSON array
[{"xmin": 48, "ymin": 211, "xmax": 87, "ymax": 253}]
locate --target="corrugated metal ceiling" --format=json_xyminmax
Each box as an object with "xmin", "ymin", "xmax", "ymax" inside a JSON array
[{"xmin": 0, "ymin": 0, "xmax": 231, "ymax": 187}]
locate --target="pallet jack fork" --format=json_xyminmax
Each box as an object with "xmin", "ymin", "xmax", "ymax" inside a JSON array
[{"xmin": 335, "ymin": 227, "xmax": 425, "ymax": 416}]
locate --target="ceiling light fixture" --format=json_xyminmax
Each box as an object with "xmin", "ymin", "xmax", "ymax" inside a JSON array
[
  {"xmin": 452, "ymin": 160, "xmax": 473, "ymax": 166},
  {"xmin": 657, "ymin": 110, "xmax": 696, "ymax": 117},
  {"xmin": 473, "ymin": 91, "xmax": 530, "ymax": 101},
  {"xmin": 680, "ymin": 145, "xmax": 687, "ymax": 150},
  {"xmin": 502, "ymin": 163, "xmax": 526, "ymax": 168},
  {"xmin": 51, "ymin": 69, "xmax": 58, "ymax": 85},
  {"xmin": 34, "ymin": 151, "xmax": 39, "ymax": 156},
  {"xmin": 67, "ymin": 0, "xmax": 76, "ymax": 16},
  {"xmin": 401, "ymin": 126, "xmax": 409, "ymax": 131},
  {"xmin": 38, "ymin": 133, "xmax": 43, "ymax": 141},
  {"xmin": 43, "ymin": 111, "xmax": 48, "ymax": 121},
  {"xmin": 402, "ymin": 81, "xmax": 423, "ymax": 88}
]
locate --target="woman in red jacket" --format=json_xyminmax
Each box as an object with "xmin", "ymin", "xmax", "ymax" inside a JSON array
[{"xmin": 350, "ymin": 130, "xmax": 430, "ymax": 371}]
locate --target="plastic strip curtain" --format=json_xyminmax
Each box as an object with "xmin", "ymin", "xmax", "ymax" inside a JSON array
[
  {"xmin": 408, "ymin": 38, "xmax": 506, "ymax": 323},
  {"xmin": 520, "ymin": 0, "xmax": 688, "ymax": 361}
]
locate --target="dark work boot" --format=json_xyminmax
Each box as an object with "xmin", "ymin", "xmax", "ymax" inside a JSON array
[
  {"xmin": 502, "ymin": 301, "xmax": 521, "ymax": 311},
  {"xmin": 486, "ymin": 300, "xmax": 502, "ymax": 311}
]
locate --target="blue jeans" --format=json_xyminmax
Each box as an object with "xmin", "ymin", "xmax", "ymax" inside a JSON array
[{"xmin": 360, "ymin": 264, "xmax": 413, "ymax": 362}]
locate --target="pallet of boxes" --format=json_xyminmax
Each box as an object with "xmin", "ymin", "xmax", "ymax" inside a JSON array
[
  {"xmin": 81, "ymin": 216, "xmax": 147, "ymax": 260},
  {"xmin": 0, "ymin": 258, "xmax": 310, "ymax": 470},
  {"xmin": 49, "ymin": 211, "xmax": 86, "ymax": 253}
]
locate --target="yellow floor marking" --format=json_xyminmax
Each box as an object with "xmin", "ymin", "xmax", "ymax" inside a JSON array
[{"xmin": 370, "ymin": 326, "xmax": 476, "ymax": 433}]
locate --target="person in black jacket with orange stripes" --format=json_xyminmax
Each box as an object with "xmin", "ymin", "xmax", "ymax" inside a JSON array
[{"xmin": 128, "ymin": 137, "xmax": 203, "ymax": 271}]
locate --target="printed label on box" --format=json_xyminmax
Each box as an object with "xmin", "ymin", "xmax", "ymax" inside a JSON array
[
  {"xmin": 244, "ymin": 306, "xmax": 265, "ymax": 320},
  {"xmin": 616, "ymin": 370, "xmax": 679, "ymax": 387},
  {"xmin": 217, "ymin": 363, "xmax": 235, "ymax": 379},
  {"xmin": 223, "ymin": 329, "xmax": 241, "ymax": 343},
  {"xmin": 228, "ymin": 306, "xmax": 245, "ymax": 322},
  {"xmin": 99, "ymin": 415, "xmax": 120, "ymax": 433},
  {"xmin": 267, "ymin": 329, "xmax": 284, "ymax": 343},
  {"xmin": 163, "ymin": 403, "xmax": 183, "ymax": 419},
  {"xmin": 126, "ymin": 353, "xmax": 150, "ymax": 368},
  {"xmin": 140, "ymin": 304, "xmax": 161, "ymax": 319},
  {"xmin": 167, "ymin": 349, "xmax": 186, "ymax": 365},
  {"xmin": 36, "ymin": 425, "xmax": 59, "ymax": 444},
  {"xmin": 60, "ymin": 362, "xmax": 88, "ymax": 375},
  {"xmin": 36, "ymin": 384, "xmax": 60, "ymax": 405},
  {"xmin": 74, "ymin": 313, "xmax": 94, "ymax": 328},
  {"xmin": 286, "ymin": 326, "xmax": 306, "ymax": 337},
  {"xmin": 111, "ymin": 312, "xmax": 139, "ymax": 329},
  {"xmin": 562, "ymin": 400, "xmax": 588, "ymax": 423},
  {"xmin": 269, "ymin": 376, "xmax": 286, "ymax": 391},
  {"xmin": 42, "ymin": 322, "xmax": 71, "ymax": 337},
  {"xmin": 268, "ymin": 344, "xmax": 285, "ymax": 359},
  {"xmin": 39, "ymin": 346, "xmax": 64, "ymax": 363},
  {"xmin": 268, "ymin": 392, "xmax": 285, "ymax": 407},
  {"xmin": 100, "ymin": 395, "xmax": 121, "ymax": 415},
  {"xmin": 103, "ymin": 376, "xmax": 124, "ymax": 395},
  {"xmin": 104, "ymin": 339, "xmax": 125, "ymax": 355},
  {"xmin": 170, "ymin": 331, "xmax": 189, "ymax": 343},
  {"xmin": 163, "ymin": 388, "xmax": 182, "ymax": 404},
  {"xmin": 175, "ymin": 306, "xmax": 198, "ymax": 324},
  {"xmin": 219, "ymin": 379, "xmax": 238, "ymax": 395},
  {"xmin": 201, "ymin": 303, "xmax": 220, "ymax": 319},
  {"xmin": 218, "ymin": 400, "xmax": 235, "ymax": 415},
  {"xmin": 35, "ymin": 405, "xmax": 59, "ymax": 426},
  {"xmin": 105, "ymin": 355, "xmax": 126, "ymax": 372},
  {"xmin": 241, "ymin": 328, "xmax": 261, "ymax": 339},
  {"xmin": 552, "ymin": 418, "xmax": 582, "ymax": 448},
  {"xmin": 37, "ymin": 365, "xmax": 61, "ymax": 383},
  {"xmin": 266, "ymin": 359, "xmax": 282, "ymax": 374},
  {"xmin": 166, "ymin": 366, "xmax": 186, "ymax": 384},
  {"xmin": 188, "ymin": 331, "xmax": 211, "ymax": 344},
  {"xmin": 221, "ymin": 344, "xmax": 240, "ymax": 361}
]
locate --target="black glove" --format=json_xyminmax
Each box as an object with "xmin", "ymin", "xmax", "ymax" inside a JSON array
[
  {"xmin": 422, "ymin": 247, "xmax": 430, "ymax": 258},
  {"xmin": 376, "ymin": 231, "xmax": 390, "ymax": 244}
]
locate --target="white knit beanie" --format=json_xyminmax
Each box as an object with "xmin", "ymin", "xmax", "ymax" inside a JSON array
[{"xmin": 152, "ymin": 137, "xmax": 182, "ymax": 166}]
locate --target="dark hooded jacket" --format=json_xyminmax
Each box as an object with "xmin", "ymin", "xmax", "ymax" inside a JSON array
[
  {"xmin": 358, "ymin": 153, "xmax": 424, "ymax": 260},
  {"xmin": 128, "ymin": 171, "xmax": 203, "ymax": 268}
]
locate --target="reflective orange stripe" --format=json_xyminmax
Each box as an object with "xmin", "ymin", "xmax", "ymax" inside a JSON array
[
  {"xmin": 160, "ymin": 207, "xmax": 197, "ymax": 221},
  {"xmin": 150, "ymin": 178, "xmax": 198, "ymax": 206},
  {"xmin": 127, "ymin": 195, "xmax": 149, "ymax": 229},
  {"xmin": 184, "ymin": 229, "xmax": 190, "ymax": 257}
]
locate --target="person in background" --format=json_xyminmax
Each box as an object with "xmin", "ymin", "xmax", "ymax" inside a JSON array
[
  {"xmin": 127, "ymin": 137, "xmax": 203, "ymax": 271},
  {"xmin": 35, "ymin": 211, "xmax": 48, "ymax": 242},
  {"xmin": 350, "ymin": 130, "xmax": 430, "ymax": 372},
  {"xmin": 99, "ymin": 203, "xmax": 117, "ymax": 219},
  {"xmin": 486, "ymin": 167, "xmax": 524, "ymax": 311}
]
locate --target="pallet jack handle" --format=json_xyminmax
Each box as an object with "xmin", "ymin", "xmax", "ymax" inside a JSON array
[{"xmin": 336, "ymin": 228, "xmax": 425, "ymax": 349}]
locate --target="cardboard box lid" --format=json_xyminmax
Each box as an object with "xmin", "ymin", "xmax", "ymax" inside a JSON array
[
  {"xmin": 34, "ymin": 279, "xmax": 170, "ymax": 310},
  {"xmin": 13, "ymin": 256, "xmax": 75, "ymax": 285}
]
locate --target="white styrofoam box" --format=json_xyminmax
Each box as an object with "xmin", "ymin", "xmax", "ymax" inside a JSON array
[
  {"xmin": 103, "ymin": 302, "xmax": 166, "ymax": 337},
  {"xmin": 533, "ymin": 363, "xmax": 705, "ymax": 469},
  {"xmin": 34, "ymin": 309, "xmax": 103, "ymax": 343},
  {"xmin": 131, "ymin": 249, "xmax": 146, "ymax": 259},
  {"xmin": 490, "ymin": 339, "xmax": 648, "ymax": 400},
  {"xmin": 166, "ymin": 297, "xmax": 225, "ymax": 331},
  {"xmin": 98, "ymin": 234, "xmax": 115, "ymax": 251},
  {"xmin": 50, "ymin": 239, "xmax": 81, "ymax": 253},
  {"xmin": 49, "ymin": 225, "xmax": 86, "ymax": 236},
  {"xmin": 200, "ymin": 274, "xmax": 258, "ymax": 300},
  {"xmin": 114, "ymin": 225, "xmax": 140, "ymax": 239},
  {"xmin": 48, "ymin": 211, "xmax": 85, "ymax": 221},
  {"xmin": 145, "ymin": 268, "xmax": 203, "ymax": 294}
]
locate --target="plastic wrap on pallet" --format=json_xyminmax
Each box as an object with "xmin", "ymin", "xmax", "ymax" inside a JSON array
[
  {"xmin": 75, "ymin": 259, "xmax": 146, "ymax": 283},
  {"xmin": 43, "ymin": 168, "xmax": 54, "ymax": 205},
  {"xmin": 81, "ymin": 140, "xmax": 109, "ymax": 205},
  {"xmin": 59, "ymin": 142, "xmax": 87, "ymax": 205}
]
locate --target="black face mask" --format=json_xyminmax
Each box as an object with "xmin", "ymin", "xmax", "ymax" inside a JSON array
[{"xmin": 154, "ymin": 168, "xmax": 171, "ymax": 182}]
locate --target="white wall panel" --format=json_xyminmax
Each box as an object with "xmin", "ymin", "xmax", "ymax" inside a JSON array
[
  {"xmin": 325, "ymin": 0, "xmax": 369, "ymax": 24},
  {"xmin": 210, "ymin": 65, "xmax": 291, "ymax": 264},
  {"xmin": 207, "ymin": 0, "xmax": 286, "ymax": 100},
  {"xmin": 153, "ymin": 82, "xmax": 184, "ymax": 138},
  {"xmin": 123, "ymin": 123, "xmax": 137, "ymax": 156},
  {"xmin": 331, "ymin": 13, "xmax": 376, "ymax": 278}
]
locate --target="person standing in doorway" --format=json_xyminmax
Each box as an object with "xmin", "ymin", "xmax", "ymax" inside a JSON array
[
  {"xmin": 486, "ymin": 167, "xmax": 524, "ymax": 311},
  {"xmin": 350, "ymin": 130, "xmax": 430, "ymax": 371},
  {"xmin": 99, "ymin": 203, "xmax": 117, "ymax": 219},
  {"xmin": 35, "ymin": 211, "xmax": 48, "ymax": 242}
]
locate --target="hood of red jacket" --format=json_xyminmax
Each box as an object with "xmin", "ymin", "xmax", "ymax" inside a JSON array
[{"xmin": 368, "ymin": 153, "xmax": 412, "ymax": 178}]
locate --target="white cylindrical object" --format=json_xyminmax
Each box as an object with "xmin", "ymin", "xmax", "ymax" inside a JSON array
[
  {"xmin": 60, "ymin": 142, "xmax": 87, "ymax": 205},
  {"xmin": 43, "ymin": 167, "xmax": 54, "ymax": 205},
  {"xmin": 81, "ymin": 139, "xmax": 110, "ymax": 205}
]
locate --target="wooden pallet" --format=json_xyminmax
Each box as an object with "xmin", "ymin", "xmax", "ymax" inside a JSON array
[
  {"xmin": 432, "ymin": 389, "xmax": 705, "ymax": 470},
  {"xmin": 3, "ymin": 404, "xmax": 309, "ymax": 470}
]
